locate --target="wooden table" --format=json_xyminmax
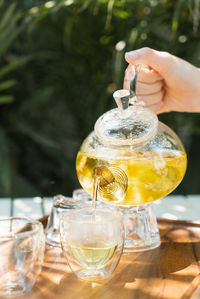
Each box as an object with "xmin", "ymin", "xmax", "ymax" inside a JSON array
[{"xmin": 4, "ymin": 217, "xmax": 199, "ymax": 299}]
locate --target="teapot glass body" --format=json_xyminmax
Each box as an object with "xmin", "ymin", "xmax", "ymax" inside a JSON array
[{"xmin": 76, "ymin": 118, "xmax": 187, "ymax": 206}]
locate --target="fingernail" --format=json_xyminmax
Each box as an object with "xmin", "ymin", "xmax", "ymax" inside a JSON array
[
  {"xmin": 125, "ymin": 51, "xmax": 138, "ymax": 62},
  {"xmin": 125, "ymin": 52, "xmax": 132, "ymax": 59}
]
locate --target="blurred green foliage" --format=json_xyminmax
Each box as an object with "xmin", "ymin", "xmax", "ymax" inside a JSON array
[{"xmin": 0, "ymin": 0, "xmax": 200, "ymax": 197}]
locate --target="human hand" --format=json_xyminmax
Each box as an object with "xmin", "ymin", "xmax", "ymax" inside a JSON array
[{"xmin": 124, "ymin": 47, "xmax": 200, "ymax": 114}]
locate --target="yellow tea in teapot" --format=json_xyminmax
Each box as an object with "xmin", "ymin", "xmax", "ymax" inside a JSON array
[{"xmin": 76, "ymin": 150, "xmax": 187, "ymax": 206}]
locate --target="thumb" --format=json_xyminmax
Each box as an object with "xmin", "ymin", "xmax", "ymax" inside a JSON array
[{"xmin": 125, "ymin": 47, "xmax": 172, "ymax": 77}]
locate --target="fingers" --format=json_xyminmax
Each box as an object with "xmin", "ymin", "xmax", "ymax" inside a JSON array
[
  {"xmin": 138, "ymin": 66, "xmax": 162, "ymax": 83},
  {"xmin": 124, "ymin": 65, "xmax": 162, "ymax": 90},
  {"xmin": 125, "ymin": 47, "xmax": 173, "ymax": 77},
  {"xmin": 149, "ymin": 100, "xmax": 171, "ymax": 114},
  {"xmin": 137, "ymin": 88, "xmax": 165, "ymax": 106},
  {"xmin": 137, "ymin": 80, "xmax": 163, "ymax": 95},
  {"xmin": 123, "ymin": 57, "xmax": 169, "ymax": 114},
  {"xmin": 148, "ymin": 101, "xmax": 165, "ymax": 114},
  {"xmin": 139, "ymin": 90, "xmax": 172, "ymax": 114}
]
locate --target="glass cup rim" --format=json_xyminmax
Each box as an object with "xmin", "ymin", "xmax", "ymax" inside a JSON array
[
  {"xmin": 53, "ymin": 194, "xmax": 84, "ymax": 206},
  {"xmin": 0, "ymin": 216, "xmax": 43, "ymax": 239},
  {"xmin": 60, "ymin": 207, "xmax": 122, "ymax": 224}
]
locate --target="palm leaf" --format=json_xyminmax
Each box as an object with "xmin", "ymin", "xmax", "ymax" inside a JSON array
[
  {"xmin": 0, "ymin": 129, "xmax": 11, "ymax": 196},
  {"xmin": 0, "ymin": 57, "xmax": 29, "ymax": 80},
  {"xmin": 0, "ymin": 3, "xmax": 16, "ymax": 31},
  {"xmin": 0, "ymin": 95, "xmax": 14, "ymax": 104},
  {"xmin": 0, "ymin": 79, "xmax": 16, "ymax": 91}
]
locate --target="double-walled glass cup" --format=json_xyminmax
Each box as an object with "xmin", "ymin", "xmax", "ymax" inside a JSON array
[
  {"xmin": 0, "ymin": 217, "xmax": 45, "ymax": 297},
  {"xmin": 60, "ymin": 207, "xmax": 124, "ymax": 281}
]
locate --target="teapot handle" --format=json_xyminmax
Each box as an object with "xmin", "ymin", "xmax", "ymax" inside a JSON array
[
  {"xmin": 112, "ymin": 65, "xmax": 144, "ymax": 112},
  {"xmin": 129, "ymin": 64, "xmax": 141, "ymax": 104}
]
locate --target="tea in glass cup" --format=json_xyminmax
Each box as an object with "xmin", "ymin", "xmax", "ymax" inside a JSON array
[{"xmin": 60, "ymin": 207, "xmax": 124, "ymax": 281}]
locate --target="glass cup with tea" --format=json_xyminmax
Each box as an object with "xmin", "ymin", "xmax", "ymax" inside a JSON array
[{"xmin": 60, "ymin": 207, "xmax": 124, "ymax": 281}]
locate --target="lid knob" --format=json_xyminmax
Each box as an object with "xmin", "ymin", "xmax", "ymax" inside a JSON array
[{"xmin": 113, "ymin": 89, "xmax": 130, "ymax": 112}]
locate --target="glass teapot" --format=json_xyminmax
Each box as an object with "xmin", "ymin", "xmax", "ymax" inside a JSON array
[{"xmin": 76, "ymin": 89, "xmax": 187, "ymax": 207}]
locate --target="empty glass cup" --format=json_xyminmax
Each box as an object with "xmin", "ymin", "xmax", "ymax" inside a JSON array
[
  {"xmin": 60, "ymin": 207, "xmax": 124, "ymax": 281},
  {"xmin": 72, "ymin": 188, "xmax": 106, "ymax": 208},
  {"xmin": 46, "ymin": 192, "xmax": 107, "ymax": 247},
  {"xmin": 46, "ymin": 195, "xmax": 89, "ymax": 247},
  {"xmin": 121, "ymin": 204, "xmax": 160, "ymax": 252},
  {"xmin": 0, "ymin": 217, "xmax": 45, "ymax": 297},
  {"xmin": 72, "ymin": 188, "xmax": 92, "ymax": 201}
]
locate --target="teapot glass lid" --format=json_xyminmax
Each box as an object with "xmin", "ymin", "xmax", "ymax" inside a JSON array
[{"xmin": 94, "ymin": 89, "xmax": 158, "ymax": 146}]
